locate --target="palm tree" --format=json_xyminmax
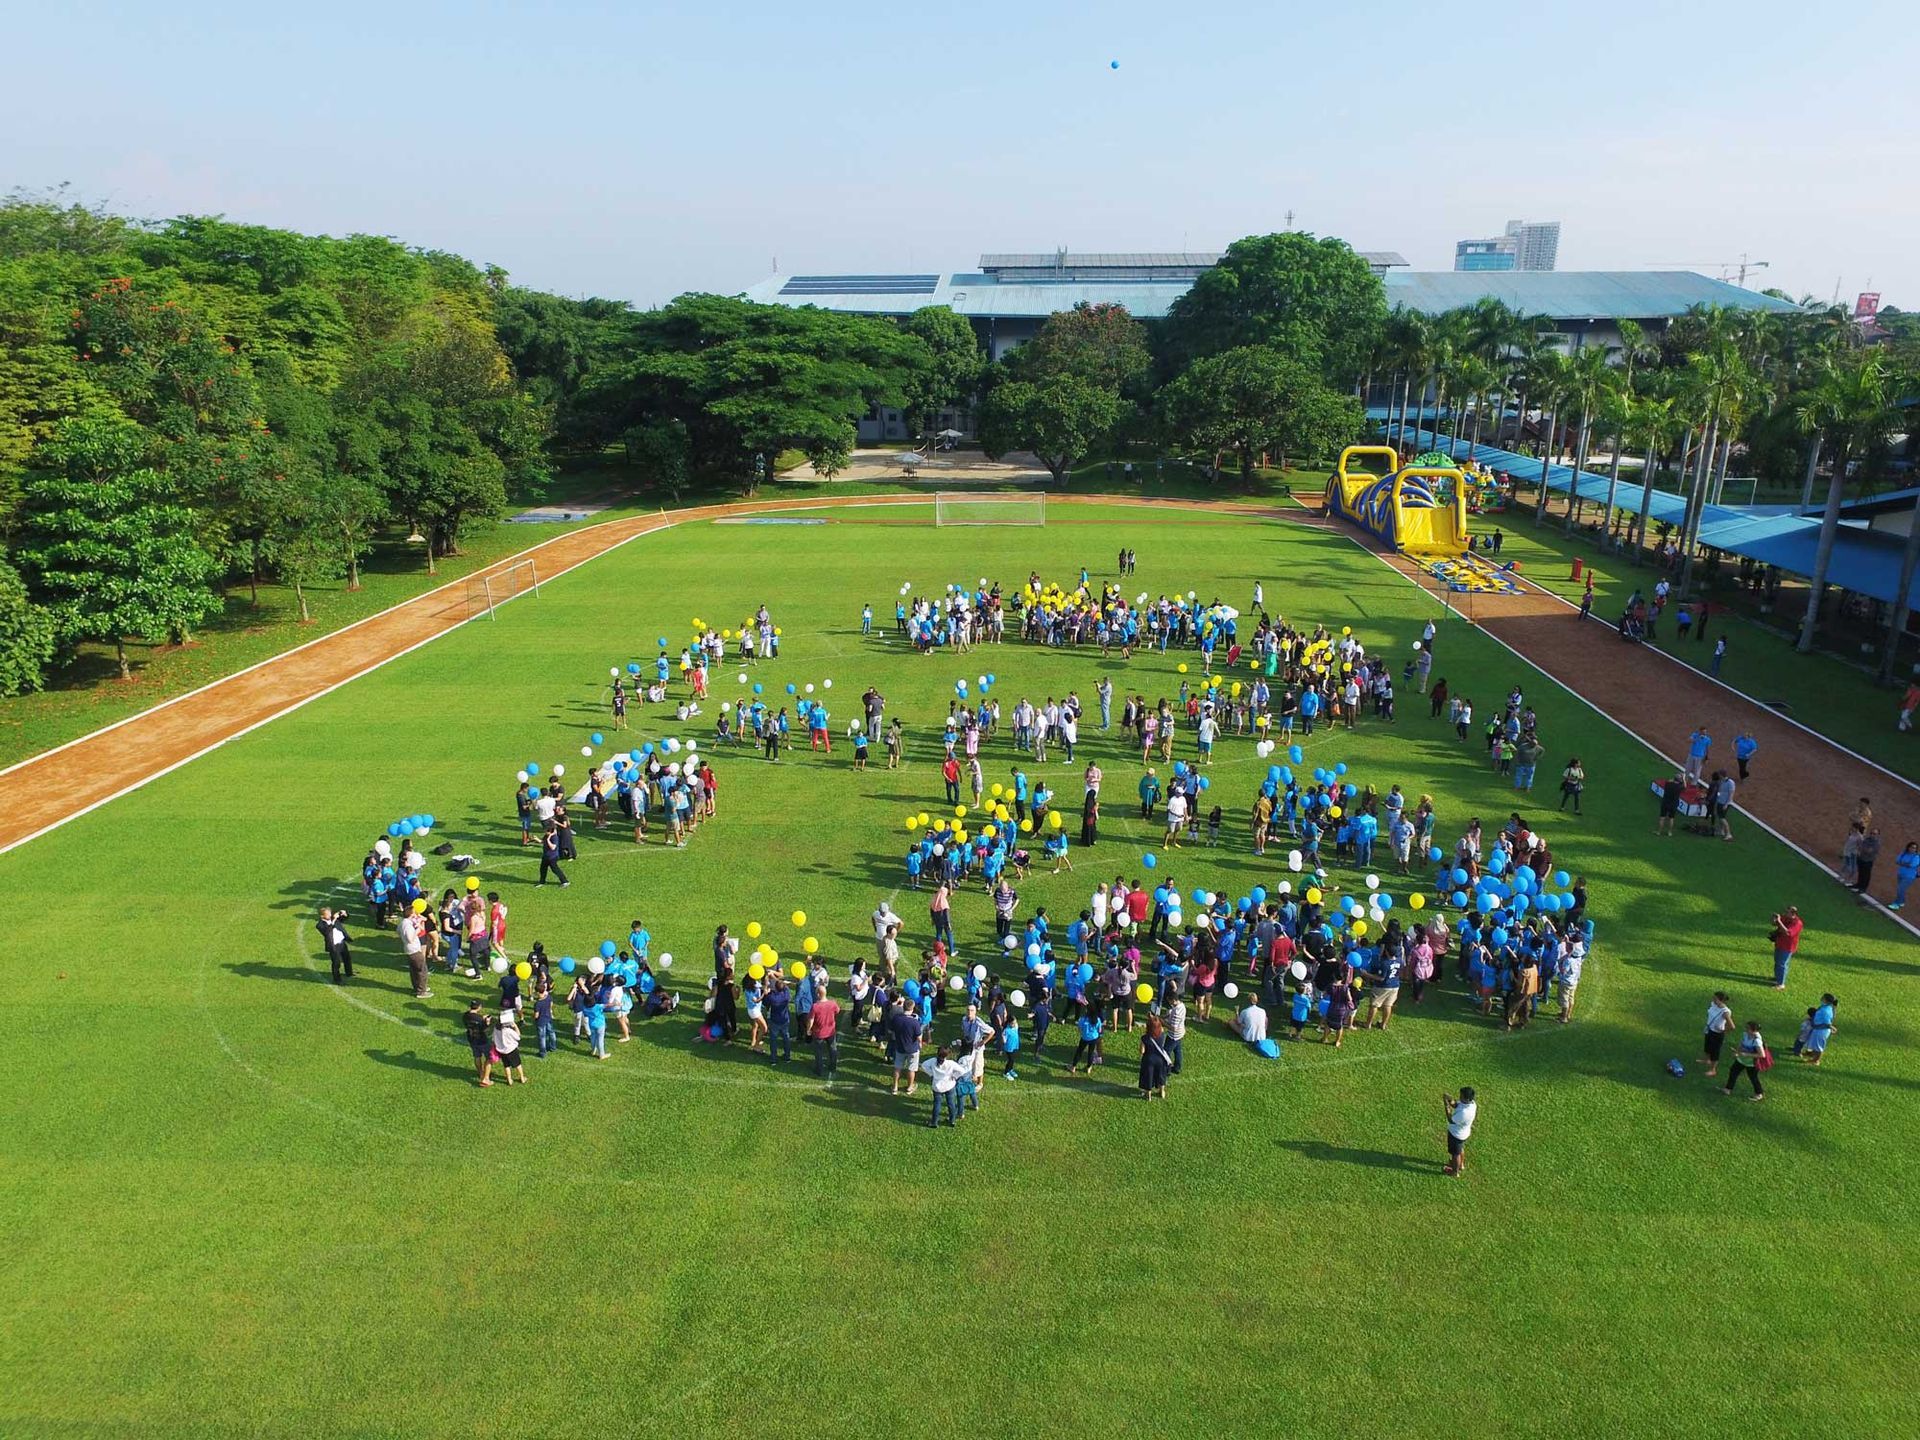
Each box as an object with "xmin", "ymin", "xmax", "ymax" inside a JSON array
[
  {"xmin": 1674, "ymin": 309, "xmax": 1749, "ymax": 593},
  {"xmin": 1529, "ymin": 350, "xmax": 1573, "ymax": 520},
  {"xmin": 1498, "ymin": 323, "xmax": 1550, "ymax": 451},
  {"xmin": 1627, "ymin": 383, "xmax": 1684, "ymax": 554},
  {"xmin": 1386, "ymin": 307, "xmax": 1431, "ymax": 451},
  {"xmin": 1561, "ymin": 344, "xmax": 1614, "ymax": 533},
  {"xmin": 1454, "ymin": 356, "xmax": 1498, "ymax": 461},
  {"xmin": 1793, "ymin": 351, "xmax": 1899, "ymax": 652},
  {"xmin": 1423, "ymin": 309, "xmax": 1473, "ymax": 453},
  {"xmin": 1596, "ymin": 319, "xmax": 1658, "ymax": 536}
]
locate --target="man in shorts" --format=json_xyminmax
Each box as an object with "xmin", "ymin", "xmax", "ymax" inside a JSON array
[
  {"xmin": 464, "ymin": 1000, "xmax": 495, "ymax": 1087},
  {"xmin": 1656, "ymin": 773, "xmax": 1684, "ymax": 836},
  {"xmin": 1442, "ymin": 1086, "xmax": 1477, "ymax": 1177},
  {"xmin": 887, "ymin": 1000, "xmax": 923, "ymax": 1096}
]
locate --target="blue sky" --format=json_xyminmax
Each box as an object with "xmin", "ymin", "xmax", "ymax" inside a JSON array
[{"xmin": 7, "ymin": 0, "xmax": 1916, "ymax": 309}]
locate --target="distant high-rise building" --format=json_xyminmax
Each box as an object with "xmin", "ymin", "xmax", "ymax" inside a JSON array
[
  {"xmin": 1454, "ymin": 220, "xmax": 1559, "ymax": 273},
  {"xmin": 1502, "ymin": 219, "xmax": 1560, "ymax": 271},
  {"xmin": 1454, "ymin": 238, "xmax": 1517, "ymax": 272}
]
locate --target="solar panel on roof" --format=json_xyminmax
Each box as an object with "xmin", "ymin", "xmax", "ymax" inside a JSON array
[{"xmin": 780, "ymin": 275, "xmax": 938, "ymax": 296}]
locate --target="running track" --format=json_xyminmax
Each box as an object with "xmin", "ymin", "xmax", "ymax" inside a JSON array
[{"xmin": 1, "ymin": 492, "xmax": 1913, "ymax": 928}]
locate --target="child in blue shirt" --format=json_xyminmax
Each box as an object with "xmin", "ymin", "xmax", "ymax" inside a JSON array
[
  {"xmin": 1289, "ymin": 986, "xmax": 1313, "ymax": 1039},
  {"xmin": 906, "ymin": 847, "xmax": 924, "ymax": 889},
  {"xmin": 1069, "ymin": 1009, "xmax": 1105, "ymax": 1074}
]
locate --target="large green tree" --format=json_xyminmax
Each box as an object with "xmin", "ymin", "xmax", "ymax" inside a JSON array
[
  {"xmin": 0, "ymin": 555, "xmax": 57, "ymax": 696},
  {"xmin": 1164, "ymin": 233, "xmax": 1387, "ymax": 383},
  {"xmin": 15, "ymin": 418, "xmax": 221, "ymax": 677},
  {"xmin": 1160, "ymin": 345, "xmax": 1362, "ymax": 485},
  {"xmin": 899, "ymin": 306, "xmax": 982, "ymax": 435},
  {"xmin": 976, "ymin": 375, "xmax": 1121, "ymax": 484}
]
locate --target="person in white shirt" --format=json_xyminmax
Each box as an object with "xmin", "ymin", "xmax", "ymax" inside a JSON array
[
  {"xmin": 1443, "ymin": 1087, "xmax": 1478, "ymax": 1176},
  {"xmin": 921, "ymin": 1045, "xmax": 967, "ymax": 1127},
  {"xmin": 1702, "ymin": 992, "xmax": 1734, "ymax": 1076},
  {"xmin": 1164, "ymin": 791, "xmax": 1189, "ymax": 848},
  {"xmin": 1235, "ymin": 999, "xmax": 1268, "ymax": 1044},
  {"xmin": 398, "ymin": 912, "xmax": 430, "ymax": 998},
  {"xmin": 1557, "ymin": 940, "xmax": 1585, "ymax": 1023}
]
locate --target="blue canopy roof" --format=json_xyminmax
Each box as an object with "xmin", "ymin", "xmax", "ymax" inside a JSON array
[{"xmin": 1378, "ymin": 422, "xmax": 1920, "ymax": 610}]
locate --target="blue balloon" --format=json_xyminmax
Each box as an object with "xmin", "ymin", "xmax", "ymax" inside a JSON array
[
  {"xmin": 752, "ymin": 683, "xmax": 763, "ymax": 694},
  {"xmin": 1542, "ymin": 893, "xmax": 1562, "ymax": 913},
  {"xmin": 1279, "ymin": 767, "xmax": 1292, "ymax": 784},
  {"xmin": 627, "ymin": 662, "xmax": 641, "ymax": 674},
  {"xmin": 630, "ymin": 748, "xmax": 643, "ymax": 761},
  {"xmin": 1554, "ymin": 870, "xmax": 1571, "ymax": 888},
  {"xmin": 423, "ymin": 815, "xmax": 435, "ymax": 828},
  {"xmin": 1344, "ymin": 783, "xmax": 1357, "ymax": 798},
  {"xmin": 903, "ymin": 979, "xmax": 921, "ymax": 1002},
  {"xmin": 1451, "ymin": 867, "xmax": 1469, "ymax": 886},
  {"xmin": 1077, "ymin": 962, "xmax": 1095, "ymax": 984},
  {"xmin": 591, "ymin": 732, "xmax": 604, "ymax": 745},
  {"xmin": 1288, "ymin": 745, "xmax": 1304, "ymax": 764},
  {"xmin": 1377, "ymin": 894, "xmax": 1392, "ymax": 910},
  {"xmin": 1110, "ymin": 58, "xmax": 1119, "ymax": 68},
  {"xmin": 1513, "ymin": 894, "xmax": 1531, "ymax": 914},
  {"xmin": 1451, "ymin": 891, "xmax": 1468, "ymax": 907},
  {"xmin": 641, "ymin": 743, "xmax": 654, "ymax": 755},
  {"xmin": 560, "ymin": 956, "xmax": 576, "ymax": 974},
  {"xmin": 1428, "ymin": 846, "xmax": 1444, "ymax": 862},
  {"xmin": 1491, "ymin": 927, "xmax": 1509, "ymax": 946},
  {"xmin": 1143, "ymin": 852, "xmax": 1158, "ymax": 869},
  {"xmin": 1191, "ymin": 888, "xmax": 1207, "ymax": 904},
  {"xmin": 526, "ymin": 763, "xmax": 541, "ymax": 777},
  {"xmin": 1197, "ymin": 776, "xmax": 1210, "ymax": 791},
  {"xmin": 1250, "ymin": 886, "xmax": 1267, "ymax": 904},
  {"xmin": 1153, "ymin": 887, "xmax": 1169, "ymax": 905},
  {"xmin": 1334, "ymin": 762, "xmax": 1347, "ymax": 776},
  {"xmin": 1267, "ymin": 766, "xmax": 1282, "ymax": 783},
  {"xmin": 1477, "ymin": 893, "xmax": 1496, "ymax": 913},
  {"xmin": 1173, "ymin": 761, "xmax": 1187, "ymax": 775},
  {"xmin": 657, "ymin": 636, "xmax": 668, "ymax": 647},
  {"xmin": 599, "ymin": 940, "xmax": 617, "ymax": 959},
  {"xmin": 387, "ymin": 823, "xmax": 402, "ymax": 837},
  {"xmin": 786, "ymin": 683, "xmax": 796, "ymax": 694}
]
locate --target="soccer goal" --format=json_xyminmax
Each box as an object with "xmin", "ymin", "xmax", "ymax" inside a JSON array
[
  {"xmin": 933, "ymin": 492, "xmax": 1046, "ymax": 526},
  {"xmin": 466, "ymin": 559, "xmax": 541, "ymax": 619}
]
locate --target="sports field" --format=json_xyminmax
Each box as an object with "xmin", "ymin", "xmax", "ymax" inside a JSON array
[{"xmin": 1, "ymin": 501, "xmax": 1912, "ymax": 1437}]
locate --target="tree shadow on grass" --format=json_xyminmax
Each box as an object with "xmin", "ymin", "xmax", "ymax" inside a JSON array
[{"xmin": 1275, "ymin": 1138, "xmax": 1445, "ymax": 1174}]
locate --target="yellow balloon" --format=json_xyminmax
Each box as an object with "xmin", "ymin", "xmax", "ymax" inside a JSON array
[
  {"xmin": 763, "ymin": 949, "xmax": 779, "ymax": 967},
  {"xmin": 1177, "ymin": 662, "xmax": 1188, "ymax": 673},
  {"xmin": 1306, "ymin": 887, "xmax": 1323, "ymax": 904},
  {"xmin": 789, "ymin": 961, "xmax": 806, "ymax": 980},
  {"xmin": 465, "ymin": 876, "xmax": 480, "ymax": 892},
  {"xmin": 1351, "ymin": 920, "xmax": 1368, "ymax": 939},
  {"xmin": 746, "ymin": 921, "xmax": 762, "ymax": 938},
  {"xmin": 1329, "ymin": 806, "xmax": 1343, "ymax": 819},
  {"xmin": 515, "ymin": 961, "xmax": 532, "ymax": 979},
  {"xmin": 917, "ymin": 813, "xmax": 930, "ymax": 827},
  {"xmin": 1048, "ymin": 811, "xmax": 1063, "ymax": 830},
  {"xmin": 906, "ymin": 816, "xmax": 919, "ymax": 831},
  {"xmin": 748, "ymin": 963, "xmax": 765, "ymax": 980},
  {"xmin": 933, "ymin": 818, "xmax": 948, "ymax": 832},
  {"xmin": 723, "ymin": 629, "xmax": 733, "ymax": 639},
  {"xmin": 790, "ymin": 910, "xmax": 807, "ymax": 928},
  {"xmin": 954, "ymin": 804, "xmax": 967, "ymax": 819},
  {"xmin": 1409, "ymin": 893, "xmax": 1426, "ymax": 910},
  {"xmin": 803, "ymin": 936, "xmax": 819, "ymax": 955},
  {"xmin": 1342, "ymin": 626, "xmax": 1352, "ymax": 636},
  {"xmin": 995, "ymin": 806, "xmax": 1011, "ymax": 822},
  {"xmin": 1019, "ymin": 818, "xmax": 1034, "ymax": 833},
  {"xmin": 411, "ymin": 898, "xmax": 428, "ymax": 914},
  {"xmin": 1135, "ymin": 983, "xmax": 1153, "ymax": 1004},
  {"xmin": 990, "ymin": 783, "xmax": 1004, "ymax": 798},
  {"xmin": 982, "ymin": 823, "xmax": 997, "ymax": 839}
]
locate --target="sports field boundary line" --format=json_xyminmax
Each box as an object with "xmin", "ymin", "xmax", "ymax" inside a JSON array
[
  {"xmin": 1321, "ymin": 527, "xmax": 1920, "ymax": 942},
  {"xmin": 0, "ymin": 493, "xmax": 1286, "ymax": 857}
]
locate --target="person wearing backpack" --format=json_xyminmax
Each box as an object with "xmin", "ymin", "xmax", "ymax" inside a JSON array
[{"xmin": 1722, "ymin": 1019, "xmax": 1769, "ymax": 1100}]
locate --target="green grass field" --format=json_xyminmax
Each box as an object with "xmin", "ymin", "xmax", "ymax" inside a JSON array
[{"xmin": 1, "ymin": 502, "xmax": 1913, "ymax": 1437}]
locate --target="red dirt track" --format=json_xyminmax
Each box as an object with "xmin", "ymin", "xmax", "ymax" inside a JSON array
[{"xmin": 2, "ymin": 492, "xmax": 1914, "ymax": 925}]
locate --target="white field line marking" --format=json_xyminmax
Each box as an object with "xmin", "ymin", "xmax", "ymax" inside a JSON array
[{"xmin": 1330, "ymin": 531, "xmax": 1920, "ymax": 941}]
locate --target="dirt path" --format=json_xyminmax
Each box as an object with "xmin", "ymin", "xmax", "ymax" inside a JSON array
[
  {"xmin": 0, "ymin": 493, "xmax": 1293, "ymax": 856},
  {"xmin": 1290, "ymin": 493, "xmax": 1919, "ymax": 918},
  {"xmin": 6, "ymin": 489, "xmax": 1914, "ymax": 925}
]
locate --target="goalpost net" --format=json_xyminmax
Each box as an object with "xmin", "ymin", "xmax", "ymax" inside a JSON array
[
  {"xmin": 933, "ymin": 492, "xmax": 1047, "ymax": 526},
  {"xmin": 465, "ymin": 559, "xmax": 541, "ymax": 619}
]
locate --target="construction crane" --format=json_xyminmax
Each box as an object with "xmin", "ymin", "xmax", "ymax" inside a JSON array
[{"xmin": 1650, "ymin": 253, "xmax": 1771, "ymax": 287}]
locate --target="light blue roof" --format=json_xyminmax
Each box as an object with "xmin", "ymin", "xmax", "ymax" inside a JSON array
[
  {"xmin": 1381, "ymin": 270, "xmax": 1801, "ymax": 321},
  {"xmin": 741, "ymin": 268, "xmax": 1801, "ymax": 324}
]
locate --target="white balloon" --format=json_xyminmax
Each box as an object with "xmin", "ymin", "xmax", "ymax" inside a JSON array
[
  {"xmin": 552, "ymin": 763, "xmax": 565, "ymax": 778},
  {"xmin": 1276, "ymin": 881, "xmax": 1293, "ymax": 895},
  {"xmin": 1010, "ymin": 989, "xmax": 1027, "ymax": 1008},
  {"xmin": 1195, "ymin": 914, "xmax": 1211, "ymax": 929},
  {"xmin": 822, "ymin": 679, "xmax": 833, "ymax": 689},
  {"xmin": 1222, "ymin": 981, "xmax": 1239, "ymax": 999},
  {"xmin": 491, "ymin": 956, "xmax": 510, "ymax": 974},
  {"xmin": 971, "ymin": 963, "xmax": 987, "ymax": 981},
  {"xmin": 587, "ymin": 957, "xmax": 604, "ymax": 976},
  {"xmin": 667, "ymin": 762, "xmax": 681, "ymax": 775},
  {"xmin": 1002, "ymin": 935, "xmax": 1019, "ymax": 950},
  {"xmin": 804, "ymin": 683, "xmax": 815, "ymax": 693},
  {"xmin": 687, "ymin": 740, "xmax": 698, "ymax": 752},
  {"xmin": 517, "ymin": 770, "xmax": 530, "ymax": 784},
  {"xmin": 581, "ymin": 745, "xmax": 594, "ymax": 756},
  {"xmin": 658, "ymin": 953, "xmax": 673, "ymax": 968},
  {"xmin": 949, "ymin": 974, "xmax": 965, "ymax": 991},
  {"xmin": 610, "ymin": 667, "xmax": 620, "ymax": 677},
  {"xmin": 1366, "ymin": 874, "xmax": 1380, "ymax": 890},
  {"xmin": 721, "ymin": 701, "xmax": 732, "ymax": 712},
  {"xmin": 737, "ymin": 673, "xmax": 748, "ymax": 683},
  {"xmin": 1288, "ymin": 850, "xmax": 1303, "ymax": 872},
  {"xmin": 413, "ymin": 826, "xmax": 430, "ymax": 838}
]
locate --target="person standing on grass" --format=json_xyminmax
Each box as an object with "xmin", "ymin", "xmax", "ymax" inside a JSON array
[
  {"xmin": 1722, "ymin": 1020, "xmax": 1768, "ymax": 1100},
  {"xmin": 538, "ymin": 821, "xmax": 569, "ymax": 887},
  {"xmin": 1711, "ymin": 635, "xmax": 1728, "ymax": 676},
  {"xmin": 1710, "ymin": 770, "xmax": 1736, "ymax": 841},
  {"xmin": 1685, "ymin": 726, "xmax": 1711, "ymax": 783},
  {"xmin": 1734, "ymin": 731, "xmax": 1756, "ymax": 782},
  {"xmin": 1803, "ymin": 994, "xmax": 1837, "ymax": 1066},
  {"xmin": 1769, "ymin": 906, "xmax": 1803, "ymax": 989},
  {"xmin": 399, "ymin": 905, "xmax": 431, "ymax": 999},
  {"xmin": 464, "ymin": 1000, "xmax": 494, "ymax": 1086},
  {"xmin": 1138, "ymin": 1014, "xmax": 1173, "ymax": 1100},
  {"xmin": 1442, "ymin": 1087, "xmax": 1477, "ymax": 1177},
  {"xmin": 808, "ymin": 983, "xmax": 839, "ymax": 1079},
  {"xmin": 1558, "ymin": 757, "xmax": 1586, "ymax": 814},
  {"xmin": 319, "ymin": 907, "xmax": 354, "ymax": 984},
  {"xmin": 492, "ymin": 1004, "xmax": 527, "ymax": 1086},
  {"xmin": 1702, "ymin": 992, "xmax": 1734, "ymax": 1077},
  {"xmin": 1656, "ymin": 773, "xmax": 1684, "ymax": 837},
  {"xmin": 922, "ymin": 1044, "xmax": 965, "ymax": 1126}
]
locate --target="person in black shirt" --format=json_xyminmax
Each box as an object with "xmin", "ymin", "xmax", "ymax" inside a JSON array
[
  {"xmin": 463, "ymin": 1001, "xmax": 494, "ymax": 1086},
  {"xmin": 1656, "ymin": 774, "xmax": 1684, "ymax": 837},
  {"xmin": 538, "ymin": 822, "xmax": 569, "ymax": 886},
  {"xmin": 318, "ymin": 906, "xmax": 353, "ymax": 983}
]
